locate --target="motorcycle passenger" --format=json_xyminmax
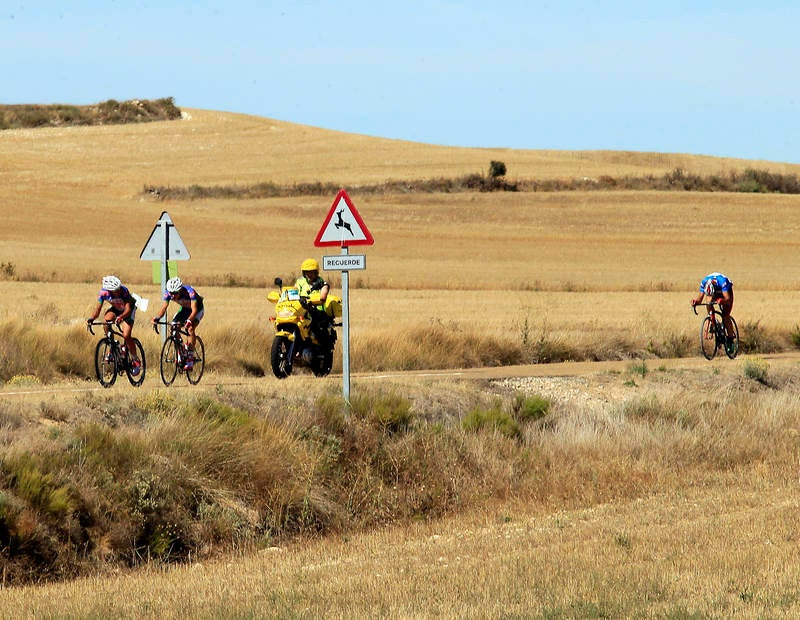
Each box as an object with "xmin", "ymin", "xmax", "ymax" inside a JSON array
[
  {"xmin": 87, "ymin": 275, "xmax": 142, "ymax": 376},
  {"xmin": 691, "ymin": 272, "xmax": 735, "ymax": 350},
  {"xmin": 151, "ymin": 277, "xmax": 204, "ymax": 370},
  {"xmin": 294, "ymin": 258, "xmax": 332, "ymax": 348}
]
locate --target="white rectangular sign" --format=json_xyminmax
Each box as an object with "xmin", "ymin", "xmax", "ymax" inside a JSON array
[{"xmin": 323, "ymin": 254, "xmax": 366, "ymax": 271}]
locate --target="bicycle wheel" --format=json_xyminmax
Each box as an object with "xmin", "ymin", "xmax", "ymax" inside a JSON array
[
  {"xmin": 725, "ymin": 316, "xmax": 740, "ymax": 359},
  {"xmin": 185, "ymin": 336, "xmax": 205, "ymax": 385},
  {"xmin": 159, "ymin": 338, "xmax": 180, "ymax": 386},
  {"xmin": 125, "ymin": 338, "xmax": 146, "ymax": 387},
  {"xmin": 94, "ymin": 338, "xmax": 118, "ymax": 387},
  {"xmin": 700, "ymin": 316, "xmax": 717, "ymax": 360}
]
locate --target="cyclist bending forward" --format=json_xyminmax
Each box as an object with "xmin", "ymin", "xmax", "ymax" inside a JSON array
[
  {"xmin": 87, "ymin": 275, "xmax": 143, "ymax": 375},
  {"xmin": 151, "ymin": 277, "xmax": 204, "ymax": 370},
  {"xmin": 691, "ymin": 272, "xmax": 735, "ymax": 348}
]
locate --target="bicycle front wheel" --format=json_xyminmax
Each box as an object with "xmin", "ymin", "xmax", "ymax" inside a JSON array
[
  {"xmin": 95, "ymin": 338, "xmax": 118, "ymax": 387},
  {"xmin": 160, "ymin": 338, "xmax": 180, "ymax": 386},
  {"xmin": 725, "ymin": 316, "xmax": 740, "ymax": 359},
  {"xmin": 700, "ymin": 316, "xmax": 717, "ymax": 360},
  {"xmin": 185, "ymin": 336, "xmax": 205, "ymax": 385},
  {"xmin": 125, "ymin": 338, "xmax": 146, "ymax": 387}
]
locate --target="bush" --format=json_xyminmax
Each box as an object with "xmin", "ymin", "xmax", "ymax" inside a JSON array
[
  {"xmin": 462, "ymin": 406, "xmax": 520, "ymax": 438},
  {"xmin": 743, "ymin": 358, "xmax": 769, "ymax": 385},
  {"xmin": 511, "ymin": 393, "xmax": 550, "ymax": 422}
]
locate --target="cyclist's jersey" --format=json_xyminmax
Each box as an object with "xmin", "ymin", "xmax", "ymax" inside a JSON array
[
  {"xmin": 163, "ymin": 285, "xmax": 204, "ymax": 310},
  {"xmin": 699, "ymin": 273, "xmax": 733, "ymax": 296},
  {"xmin": 98, "ymin": 285, "xmax": 134, "ymax": 312}
]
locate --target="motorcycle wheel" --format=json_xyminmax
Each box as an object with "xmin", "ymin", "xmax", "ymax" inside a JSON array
[
  {"xmin": 271, "ymin": 335, "xmax": 293, "ymax": 379},
  {"xmin": 311, "ymin": 347, "xmax": 334, "ymax": 377}
]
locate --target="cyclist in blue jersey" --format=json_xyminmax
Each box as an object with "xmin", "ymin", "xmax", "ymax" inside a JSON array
[
  {"xmin": 691, "ymin": 272, "xmax": 735, "ymax": 349},
  {"xmin": 86, "ymin": 275, "xmax": 143, "ymax": 375},
  {"xmin": 151, "ymin": 277, "xmax": 204, "ymax": 370}
]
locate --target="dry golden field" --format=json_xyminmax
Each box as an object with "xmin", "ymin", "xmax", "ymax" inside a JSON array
[
  {"xmin": 4, "ymin": 109, "xmax": 800, "ymax": 616},
  {"xmin": 2, "ymin": 108, "xmax": 800, "ymax": 334}
]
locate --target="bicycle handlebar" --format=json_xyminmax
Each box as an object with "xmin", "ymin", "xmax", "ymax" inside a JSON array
[
  {"xmin": 692, "ymin": 302, "xmax": 723, "ymax": 316},
  {"xmin": 87, "ymin": 320, "xmax": 124, "ymax": 337},
  {"xmin": 152, "ymin": 319, "xmax": 188, "ymax": 335}
]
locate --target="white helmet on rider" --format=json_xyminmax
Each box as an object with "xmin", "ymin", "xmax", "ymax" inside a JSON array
[
  {"xmin": 102, "ymin": 275, "xmax": 121, "ymax": 291},
  {"xmin": 703, "ymin": 280, "xmax": 716, "ymax": 296},
  {"xmin": 166, "ymin": 277, "xmax": 183, "ymax": 293}
]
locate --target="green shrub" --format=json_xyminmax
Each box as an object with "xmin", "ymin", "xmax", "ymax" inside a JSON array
[
  {"xmin": 511, "ymin": 393, "xmax": 550, "ymax": 422},
  {"xmin": 462, "ymin": 406, "xmax": 520, "ymax": 438},
  {"xmin": 350, "ymin": 391, "xmax": 413, "ymax": 435},
  {"xmin": 743, "ymin": 358, "xmax": 769, "ymax": 385}
]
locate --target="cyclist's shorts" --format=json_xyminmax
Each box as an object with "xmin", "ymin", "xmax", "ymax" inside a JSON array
[
  {"xmin": 105, "ymin": 306, "xmax": 136, "ymax": 326},
  {"xmin": 173, "ymin": 307, "xmax": 204, "ymax": 325}
]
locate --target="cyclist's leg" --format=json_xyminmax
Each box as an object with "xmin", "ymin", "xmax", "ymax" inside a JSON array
[
  {"xmin": 119, "ymin": 318, "xmax": 139, "ymax": 363},
  {"xmin": 185, "ymin": 309, "xmax": 204, "ymax": 351},
  {"xmin": 719, "ymin": 293, "xmax": 734, "ymax": 339},
  {"xmin": 102, "ymin": 309, "xmax": 117, "ymax": 336},
  {"xmin": 173, "ymin": 307, "xmax": 192, "ymax": 347}
]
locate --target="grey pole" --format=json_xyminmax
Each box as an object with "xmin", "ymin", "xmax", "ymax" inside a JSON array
[{"xmin": 340, "ymin": 246, "xmax": 351, "ymax": 404}]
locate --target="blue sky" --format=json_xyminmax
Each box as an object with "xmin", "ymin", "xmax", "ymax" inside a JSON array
[{"xmin": 3, "ymin": 1, "xmax": 798, "ymax": 162}]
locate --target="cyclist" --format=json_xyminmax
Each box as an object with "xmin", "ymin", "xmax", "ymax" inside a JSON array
[
  {"xmin": 86, "ymin": 275, "xmax": 142, "ymax": 375},
  {"xmin": 691, "ymin": 272, "xmax": 735, "ymax": 352},
  {"xmin": 151, "ymin": 277, "xmax": 204, "ymax": 370},
  {"xmin": 294, "ymin": 258, "xmax": 332, "ymax": 348}
]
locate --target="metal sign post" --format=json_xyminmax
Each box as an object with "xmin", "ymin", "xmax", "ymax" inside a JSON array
[
  {"xmin": 139, "ymin": 211, "xmax": 191, "ymax": 342},
  {"xmin": 315, "ymin": 189, "xmax": 373, "ymax": 405}
]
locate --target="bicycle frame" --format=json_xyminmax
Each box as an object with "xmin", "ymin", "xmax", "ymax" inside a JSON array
[
  {"xmin": 693, "ymin": 302, "xmax": 739, "ymax": 360},
  {"xmin": 87, "ymin": 320, "xmax": 146, "ymax": 387},
  {"xmin": 153, "ymin": 320, "xmax": 205, "ymax": 386}
]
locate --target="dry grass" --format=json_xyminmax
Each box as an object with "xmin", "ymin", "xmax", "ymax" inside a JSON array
[
  {"xmin": 2, "ymin": 109, "xmax": 800, "ymax": 292},
  {"xmin": 3, "ymin": 368, "xmax": 800, "ymax": 615},
  {"xmin": 5, "ymin": 108, "xmax": 800, "ymax": 612}
]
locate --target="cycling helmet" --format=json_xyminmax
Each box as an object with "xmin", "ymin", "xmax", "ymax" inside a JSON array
[
  {"xmin": 166, "ymin": 277, "xmax": 183, "ymax": 293},
  {"xmin": 301, "ymin": 258, "xmax": 319, "ymax": 272},
  {"xmin": 102, "ymin": 275, "xmax": 121, "ymax": 291},
  {"xmin": 703, "ymin": 280, "xmax": 716, "ymax": 296}
]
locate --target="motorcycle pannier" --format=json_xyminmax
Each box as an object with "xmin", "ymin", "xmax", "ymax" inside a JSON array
[{"xmin": 325, "ymin": 295, "xmax": 342, "ymax": 318}]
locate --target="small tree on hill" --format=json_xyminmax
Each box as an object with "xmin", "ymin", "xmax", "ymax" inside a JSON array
[{"xmin": 489, "ymin": 160, "xmax": 507, "ymax": 179}]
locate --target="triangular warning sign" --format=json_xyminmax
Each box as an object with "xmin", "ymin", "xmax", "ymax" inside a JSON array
[
  {"xmin": 314, "ymin": 189, "xmax": 374, "ymax": 247},
  {"xmin": 139, "ymin": 211, "xmax": 191, "ymax": 260}
]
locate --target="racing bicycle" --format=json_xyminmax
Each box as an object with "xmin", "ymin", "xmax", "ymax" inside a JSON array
[
  {"xmin": 153, "ymin": 320, "xmax": 205, "ymax": 386},
  {"xmin": 693, "ymin": 302, "xmax": 739, "ymax": 360},
  {"xmin": 87, "ymin": 320, "xmax": 146, "ymax": 387}
]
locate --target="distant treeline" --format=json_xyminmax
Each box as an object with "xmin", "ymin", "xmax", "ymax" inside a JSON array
[
  {"xmin": 0, "ymin": 97, "xmax": 181, "ymax": 129},
  {"xmin": 144, "ymin": 167, "xmax": 800, "ymax": 200}
]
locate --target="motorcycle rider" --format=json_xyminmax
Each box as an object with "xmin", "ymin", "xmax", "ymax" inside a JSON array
[{"xmin": 294, "ymin": 258, "xmax": 332, "ymax": 348}]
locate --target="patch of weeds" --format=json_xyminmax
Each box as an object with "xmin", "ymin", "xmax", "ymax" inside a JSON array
[
  {"xmin": 627, "ymin": 359, "xmax": 648, "ymax": 377},
  {"xmin": 350, "ymin": 390, "xmax": 413, "ymax": 435},
  {"xmin": 511, "ymin": 392, "xmax": 550, "ymax": 422},
  {"xmin": 742, "ymin": 358, "xmax": 769, "ymax": 385},
  {"xmin": 614, "ymin": 532, "xmax": 632, "ymax": 549},
  {"xmin": 462, "ymin": 405, "xmax": 520, "ymax": 438}
]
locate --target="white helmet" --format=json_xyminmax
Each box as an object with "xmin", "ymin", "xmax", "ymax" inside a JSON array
[
  {"xmin": 102, "ymin": 275, "xmax": 121, "ymax": 291},
  {"xmin": 703, "ymin": 280, "xmax": 716, "ymax": 296},
  {"xmin": 166, "ymin": 277, "xmax": 183, "ymax": 293}
]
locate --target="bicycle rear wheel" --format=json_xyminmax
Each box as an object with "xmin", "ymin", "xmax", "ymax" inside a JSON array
[
  {"xmin": 185, "ymin": 336, "xmax": 205, "ymax": 385},
  {"xmin": 160, "ymin": 338, "xmax": 180, "ymax": 386},
  {"xmin": 95, "ymin": 338, "xmax": 118, "ymax": 387},
  {"xmin": 725, "ymin": 316, "xmax": 740, "ymax": 359},
  {"xmin": 700, "ymin": 316, "xmax": 717, "ymax": 360},
  {"xmin": 125, "ymin": 338, "xmax": 146, "ymax": 387}
]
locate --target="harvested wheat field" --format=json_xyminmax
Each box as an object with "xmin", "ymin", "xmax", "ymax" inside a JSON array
[{"xmin": 2, "ymin": 106, "xmax": 800, "ymax": 616}]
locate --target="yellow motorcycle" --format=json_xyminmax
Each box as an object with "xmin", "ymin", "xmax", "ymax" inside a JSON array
[{"xmin": 266, "ymin": 277, "xmax": 342, "ymax": 378}]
